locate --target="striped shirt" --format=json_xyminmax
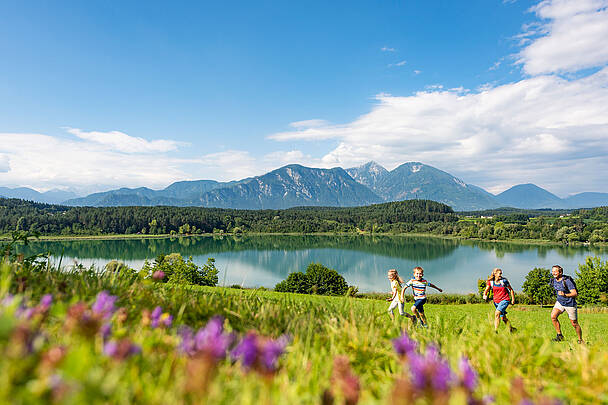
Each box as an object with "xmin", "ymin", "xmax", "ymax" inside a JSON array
[{"xmin": 405, "ymin": 278, "xmax": 431, "ymax": 299}]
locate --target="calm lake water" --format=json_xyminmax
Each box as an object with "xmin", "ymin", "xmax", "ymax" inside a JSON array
[{"xmin": 18, "ymin": 235, "xmax": 608, "ymax": 293}]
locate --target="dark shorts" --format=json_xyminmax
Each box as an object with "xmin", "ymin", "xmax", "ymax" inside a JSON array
[
  {"xmin": 413, "ymin": 298, "xmax": 427, "ymax": 313},
  {"xmin": 494, "ymin": 300, "xmax": 510, "ymax": 316}
]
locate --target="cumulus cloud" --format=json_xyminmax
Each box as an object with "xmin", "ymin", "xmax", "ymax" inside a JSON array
[
  {"xmin": 199, "ymin": 150, "xmax": 260, "ymax": 181},
  {"xmin": 288, "ymin": 119, "xmax": 329, "ymax": 129},
  {"xmin": 517, "ymin": 0, "xmax": 608, "ymax": 75},
  {"xmin": 0, "ymin": 154, "xmax": 10, "ymax": 173},
  {"xmin": 0, "ymin": 131, "xmax": 193, "ymax": 192},
  {"xmin": 66, "ymin": 128, "xmax": 181, "ymax": 153},
  {"xmin": 268, "ymin": 66, "xmax": 608, "ymax": 195}
]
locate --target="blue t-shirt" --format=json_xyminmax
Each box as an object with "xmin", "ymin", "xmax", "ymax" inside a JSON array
[{"xmin": 549, "ymin": 276, "xmax": 577, "ymax": 307}]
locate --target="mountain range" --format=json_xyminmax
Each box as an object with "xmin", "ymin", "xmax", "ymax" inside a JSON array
[{"xmin": 2, "ymin": 162, "xmax": 607, "ymax": 211}]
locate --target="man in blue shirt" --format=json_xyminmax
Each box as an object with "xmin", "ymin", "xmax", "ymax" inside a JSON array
[{"xmin": 549, "ymin": 265, "xmax": 583, "ymax": 343}]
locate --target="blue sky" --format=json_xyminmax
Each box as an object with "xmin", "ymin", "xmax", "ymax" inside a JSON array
[{"xmin": 1, "ymin": 0, "xmax": 608, "ymax": 196}]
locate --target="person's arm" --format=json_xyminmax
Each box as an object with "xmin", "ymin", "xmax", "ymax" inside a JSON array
[
  {"xmin": 400, "ymin": 284, "xmax": 409, "ymax": 302},
  {"xmin": 387, "ymin": 288, "xmax": 397, "ymax": 301},
  {"xmin": 482, "ymin": 284, "xmax": 490, "ymax": 300},
  {"xmin": 430, "ymin": 283, "xmax": 443, "ymax": 293},
  {"xmin": 508, "ymin": 285, "xmax": 515, "ymax": 304},
  {"xmin": 564, "ymin": 279, "xmax": 578, "ymax": 298}
]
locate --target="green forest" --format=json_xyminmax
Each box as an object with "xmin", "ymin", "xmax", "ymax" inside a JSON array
[{"xmin": 1, "ymin": 197, "xmax": 608, "ymax": 243}]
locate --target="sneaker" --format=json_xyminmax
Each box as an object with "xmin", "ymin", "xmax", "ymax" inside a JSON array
[
  {"xmin": 552, "ymin": 334, "xmax": 564, "ymax": 342},
  {"xmin": 509, "ymin": 327, "xmax": 517, "ymax": 333},
  {"xmin": 420, "ymin": 322, "xmax": 428, "ymax": 328},
  {"xmin": 577, "ymin": 339, "xmax": 584, "ymax": 344}
]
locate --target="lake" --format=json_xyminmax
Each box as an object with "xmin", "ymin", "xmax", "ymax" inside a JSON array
[{"xmin": 17, "ymin": 235, "xmax": 608, "ymax": 293}]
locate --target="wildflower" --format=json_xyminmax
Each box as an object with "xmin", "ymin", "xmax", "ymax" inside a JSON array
[
  {"xmin": 150, "ymin": 306, "xmax": 163, "ymax": 328},
  {"xmin": 392, "ymin": 331, "xmax": 417, "ymax": 357},
  {"xmin": 459, "ymin": 356, "xmax": 478, "ymax": 392},
  {"xmin": 194, "ymin": 316, "xmax": 234, "ymax": 359},
  {"xmin": 152, "ymin": 270, "xmax": 165, "ymax": 280},
  {"xmin": 406, "ymin": 345, "xmax": 454, "ymax": 394},
  {"xmin": 1, "ymin": 293, "xmax": 15, "ymax": 306},
  {"xmin": 231, "ymin": 332, "xmax": 289, "ymax": 374},
  {"xmin": 323, "ymin": 356, "xmax": 360, "ymax": 405},
  {"xmin": 91, "ymin": 291, "xmax": 117, "ymax": 319},
  {"xmin": 39, "ymin": 294, "xmax": 53, "ymax": 310},
  {"xmin": 103, "ymin": 339, "xmax": 141, "ymax": 360},
  {"xmin": 231, "ymin": 333, "xmax": 258, "ymax": 368},
  {"xmin": 100, "ymin": 323, "xmax": 112, "ymax": 341}
]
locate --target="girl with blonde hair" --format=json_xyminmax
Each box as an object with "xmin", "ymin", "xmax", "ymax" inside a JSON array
[
  {"xmin": 483, "ymin": 268, "xmax": 516, "ymax": 333},
  {"xmin": 387, "ymin": 269, "xmax": 413, "ymax": 321}
]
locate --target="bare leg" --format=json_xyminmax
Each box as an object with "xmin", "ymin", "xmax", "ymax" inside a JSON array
[
  {"xmin": 419, "ymin": 312, "xmax": 427, "ymax": 325},
  {"xmin": 494, "ymin": 311, "xmax": 501, "ymax": 331},
  {"xmin": 570, "ymin": 319, "xmax": 583, "ymax": 342},
  {"xmin": 502, "ymin": 315, "xmax": 514, "ymax": 332},
  {"xmin": 551, "ymin": 308, "xmax": 563, "ymax": 335}
]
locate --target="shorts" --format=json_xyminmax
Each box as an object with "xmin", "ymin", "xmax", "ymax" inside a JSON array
[
  {"xmin": 412, "ymin": 298, "xmax": 427, "ymax": 313},
  {"xmin": 388, "ymin": 299, "xmax": 405, "ymax": 316},
  {"xmin": 494, "ymin": 300, "xmax": 510, "ymax": 316},
  {"xmin": 554, "ymin": 301, "xmax": 578, "ymax": 320}
]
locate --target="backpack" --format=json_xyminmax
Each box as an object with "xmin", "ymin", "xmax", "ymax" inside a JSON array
[
  {"xmin": 550, "ymin": 274, "xmax": 576, "ymax": 292},
  {"xmin": 561, "ymin": 275, "xmax": 577, "ymax": 292}
]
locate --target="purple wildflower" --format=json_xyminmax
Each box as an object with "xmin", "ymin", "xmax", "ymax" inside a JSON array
[
  {"xmin": 260, "ymin": 335, "xmax": 289, "ymax": 372},
  {"xmin": 231, "ymin": 333, "xmax": 258, "ymax": 368},
  {"xmin": 100, "ymin": 323, "xmax": 112, "ymax": 341},
  {"xmin": 179, "ymin": 316, "xmax": 233, "ymax": 359},
  {"xmin": 103, "ymin": 339, "xmax": 141, "ymax": 360},
  {"xmin": 178, "ymin": 326, "xmax": 196, "ymax": 355},
  {"xmin": 91, "ymin": 291, "xmax": 117, "ymax": 319},
  {"xmin": 459, "ymin": 356, "xmax": 478, "ymax": 392},
  {"xmin": 150, "ymin": 306, "xmax": 163, "ymax": 328},
  {"xmin": 406, "ymin": 345, "xmax": 454, "ymax": 393},
  {"xmin": 431, "ymin": 357, "xmax": 453, "ymax": 392},
  {"xmin": 40, "ymin": 294, "xmax": 53, "ymax": 310},
  {"xmin": 519, "ymin": 400, "xmax": 534, "ymax": 405},
  {"xmin": 152, "ymin": 270, "xmax": 165, "ymax": 280},
  {"xmin": 161, "ymin": 313, "xmax": 173, "ymax": 328},
  {"xmin": 392, "ymin": 331, "xmax": 417, "ymax": 357},
  {"xmin": 1, "ymin": 293, "xmax": 15, "ymax": 306}
]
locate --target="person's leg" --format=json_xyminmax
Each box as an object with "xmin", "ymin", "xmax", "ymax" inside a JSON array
[
  {"xmin": 551, "ymin": 307, "xmax": 563, "ymax": 335},
  {"xmin": 419, "ymin": 309, "xmax": 427, "ymax": 325},
  {"xmin": 565, "ymin": 307, "xmax": 583, "ymax": 342},
  {"xmin": 388, "ymin": 301, "xmax": 397, "ymax": 320},
  {"xmin": 494, "ymin": 310, "xmax": 501, "ymax": 331}
]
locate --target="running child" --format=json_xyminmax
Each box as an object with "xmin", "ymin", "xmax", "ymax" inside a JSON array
[
  {"xmin": 387, "ymin": 269, "xmax": 413, "ymax": 321},
  {"xmin": 483, "ymin": 268, "xmax": 516, "ymax": 333},
  {"xmin": 400, "ymin": 266, "xmax": 442, "ymax": 328}
]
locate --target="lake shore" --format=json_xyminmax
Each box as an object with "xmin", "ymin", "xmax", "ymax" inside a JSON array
[{"xmin": 3, "ymin": 231, "xmax": 607, "ymax": 248}]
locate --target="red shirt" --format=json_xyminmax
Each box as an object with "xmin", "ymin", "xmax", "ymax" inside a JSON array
[{"xmin": 487, "ymin": 278, "xmax": 511, "ymax": 303}]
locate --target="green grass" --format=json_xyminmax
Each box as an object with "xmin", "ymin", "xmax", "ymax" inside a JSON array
[{"xmin": 2, "ymin": 265, "xmax": 608, "ymax": 404}]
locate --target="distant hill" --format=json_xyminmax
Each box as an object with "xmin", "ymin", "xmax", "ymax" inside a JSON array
[
  {"xmin": 346, "ymin": 161, "xmax": 389, "ymax": 191},
  {"xmin": 496, "ymin": 183, "xmax": 562, "ymax": 209},
  {"xmin": 365, "ymin": 162, "xmax": 501, "ymax": 211},
  {"xmin": 563, "ymin": 192, "xmax": 608, "ymax": 208},
  {"xmin": 191, "ymin": 164, "xmax": 382, "ymax": 209},
  {"xmin": 0, "ymin": 186, "xmax": 79, "ymax": 204},
  {"xmin": 11, "ymin": 162, "xmax": 607, "ymax": 211}
]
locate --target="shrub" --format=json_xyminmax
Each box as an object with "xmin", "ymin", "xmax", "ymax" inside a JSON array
[
  {"xmin": 274, "ymin": 263, "xmax": 349, "ymax": 296},
  {"xmin": 522, "ymin": 268, "xmax": 554, "ymax": 305},
  {"xmin": 152, "ymin": 254, "xmax": 219, "ymax": 287},
  {"xmin": 275, "ymin": 272, "xmax": 311, "ymax": 294},
  {"xmin": 305, "ymin": 263, "xmax": 348, "ymax": 296},
  {"xmin": 477, "ymin": 279, "xmax": 490, "ymax": 299},
  {"xmin": 576, "ymin": 256, "xmax": 608, "ymax": 305}
]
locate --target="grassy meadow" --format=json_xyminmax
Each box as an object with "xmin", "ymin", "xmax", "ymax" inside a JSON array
[{"xmin": 2, "ymin": 261, "xmax": 608, "ymax": 405}]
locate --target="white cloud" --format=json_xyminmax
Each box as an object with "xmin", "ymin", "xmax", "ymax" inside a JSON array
[
  {"xmin": 414, "ymin": 70, "xmax": 422, "ymax": 75},
  {"xmin": 0, "ymin": 131, "xmax": 194, "ymax": 193},
  {"xmin": 66, "ymin": 128, "xmax": 181, "ymax": 153},
  {"xmin": 381, "ymin": 46, "xmax": 396, "ymax": 52},
  {"xmin": 388, "ymin": 60, "xmax": 407, "ymax": 67},
  {"xmin": 517, "ymin": 0, "xmax": 608, "ymax": 75},
  {"xmin": 288, "ymin": 119, "xmax": 329, "ymax": 129},
  {"xmin": 199, "ymin": 150, "xmax": 260, "ymax": 181},
  {"xmin": 0, "ymin": 154, "xmax": 9, "ymax": 173},
  {"xmin": 267, "ymin": 67, "xmax": 608, "ymax": 195}
]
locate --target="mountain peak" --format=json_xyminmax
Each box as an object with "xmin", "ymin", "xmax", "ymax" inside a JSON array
[{"xmin": 496, "ymin": 183, "xmax": 561, "ymax": 209}]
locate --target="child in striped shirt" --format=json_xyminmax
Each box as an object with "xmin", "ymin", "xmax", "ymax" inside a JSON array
[{"xmin": 400, "ymin": 266, "xmax": 442, "ymax": 328}]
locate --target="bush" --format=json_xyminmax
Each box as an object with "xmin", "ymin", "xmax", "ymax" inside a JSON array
[
  {"xmin": 305, "ymin": 263, "xmax": 348, "ymax": 296},
  {"xmin": 522, "ymin": 268, "xmax": 554, "ymax": 305},
  {"xmin": 275, "ymin": 272, "xmax": 311, "ymax": 294},
  {"xmin": 576, "ymin": 256, "xmax": 608, "ymax": 305},
  {"xmin": 274, "ymin": 263, "xmax": 349, "ymax": 296},
  {"xmin": 152, "ymin": 253, "xmax": 219, "ymax": 287},
  {"xmin": 477, "ymin": 279, "xmax": 490, "ymax": 299}
]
